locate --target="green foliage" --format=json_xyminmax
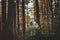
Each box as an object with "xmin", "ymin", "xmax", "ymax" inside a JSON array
[{"xmin": 29, "ymin": 27, "xmax": 42, "ymax": 36}]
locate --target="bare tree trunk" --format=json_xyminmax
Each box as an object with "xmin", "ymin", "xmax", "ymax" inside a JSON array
[
  {"xmin": 35, "ymin": 0, "xmax": 40, "ymax": 27},
  {"xmin": 16, "ymin": 0, "xmax": 20, "ymax": 34},
  {"xmin": 2, "ymin": 0, "xmax": 6, "ymax": 32},
  {"xmin": 22, "ymin": 0, "xmax": 26, "ymax": 35},
  {"xmin": 1, "ymin": 0, "xmax": 6, "ymax": 40},
  {"xmin": 5, "ymin": 0, "xmax": 15, "ymax": 40}
]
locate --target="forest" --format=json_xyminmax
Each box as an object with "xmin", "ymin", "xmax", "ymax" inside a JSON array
[{"xmin": 0, "ymin": 0, "xmax": 60, "ymax": 40}]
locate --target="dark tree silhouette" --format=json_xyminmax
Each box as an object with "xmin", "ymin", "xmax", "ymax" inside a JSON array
[
  {"xmin": 1, "ymin": 0, "xmax": 16, "ymax": 40},
  {"xmin": 1, "ymin": 0, "xmax": 6, "ymax": 40},
  {"xmin": 35, "ymin": 0, "xmax": 40, "ymax": 27},
  {"xmin": 22, "ymin": 0, "xmax": 26, "ymax": 35},
  {"xmin": 16, "ymin": 0, "xmax": 20, "ymax": 34}
]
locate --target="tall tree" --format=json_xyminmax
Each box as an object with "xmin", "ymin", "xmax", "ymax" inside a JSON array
[
  {"xmin": 55, "ymin": 0, "xmax": 60, "ymax": 39},
  {"xmin": 13, "ymin": 0, "xmax": 16, "ymax": 35},
  {"xmin": 35, "ymin": 0, "xmax": 40, "ymax": 27},
  {"xmin": 1, "ymin": 0, "xmax": 6, "ymax": 40},
  {"xmin": 16, "ymin": 0, "xmax": 20, "ymax": 34},
  {"xmin": 2, "ymin": 0, "xmax": 6, "ymax": 32},
  {"xmin": 6, "ymin": 0, "xmax": 16, "ymax": 40},
  {"xmin": 22, "ymin": 0, "xmax": 26, "ymax": 35}
]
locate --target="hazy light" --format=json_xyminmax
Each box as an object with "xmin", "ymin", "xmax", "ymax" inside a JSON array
[
  {"xmin": 0, "ymin": 0, "xmax": 1, "ymax": 2},
  {"xmin": 28, "ymin": 2, "xmax": 34, "ymax": 8}
]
